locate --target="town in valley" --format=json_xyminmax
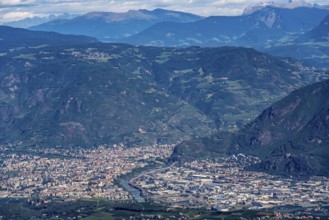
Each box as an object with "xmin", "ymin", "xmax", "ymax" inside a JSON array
[{"xmin": 1, "ymin": 144, "xmax": 329, "ymax": 218}]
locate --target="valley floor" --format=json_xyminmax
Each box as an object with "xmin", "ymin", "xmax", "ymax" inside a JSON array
[
  {"xmin": 131, "ymin": 156, "xmax": 329, "ymax": 213},
  {"xmin": 1, "ymin": 145, "xmax": 329, "ymax": 219}
]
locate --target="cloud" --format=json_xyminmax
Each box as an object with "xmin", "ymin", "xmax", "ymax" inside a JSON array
[
  {"xmin": 0, "ymin": 0, "xmax": 36, "ymax": 7},
  {"xmin": 1, "ymin": 11, "xmax": 34, "ymax": 20}
]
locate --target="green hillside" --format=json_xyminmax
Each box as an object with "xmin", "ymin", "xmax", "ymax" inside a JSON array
[{"xmin": 0, "ymin": 27, "xmax": 327, "ymax": 148}]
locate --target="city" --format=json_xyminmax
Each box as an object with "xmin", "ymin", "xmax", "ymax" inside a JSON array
[
  {"xmin": 0, "ymin": 144, "xmax": 174, "ymax": 202},
  {"xmin": 1, "ymin": 144, "xmax": 329, "ymax": 218},
  {"xmin": 132, "ymin": 155, "xmax": 329, "ymax": 212}
]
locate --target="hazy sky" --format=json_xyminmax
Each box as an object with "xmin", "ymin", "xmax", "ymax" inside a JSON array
[{"xmin": 0, "ymin": 0, "xmax": 328, "ymax": 24}]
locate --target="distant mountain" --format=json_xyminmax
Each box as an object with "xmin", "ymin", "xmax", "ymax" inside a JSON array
[
  {"xmin": 3, "ymin": 13, "xmax": 78, "ymax": 28},
  {"xmin": 263, "ymin": 15, "xmax": 329, "ymax": 67},
  {"xmin": 0, "ymin": 26, "xmax": 98, "ymax": 51},
  {"xmin": 302, "ymin": 14, "xmax": 329, "ymax": 42},
  {"xmin": 172, "ymin": 78, "xmax": 329, "ymax": 176},
  {"xmin": 122, "ymin": 7, "xmax": 329, "ymax": 48},
  {"xmin": 29, "ymin": 9, "xmax": 203, "ymax": 42},
  {"xmin": 243, "ymin": 0, "xmax": 314, "ymax": 15}
]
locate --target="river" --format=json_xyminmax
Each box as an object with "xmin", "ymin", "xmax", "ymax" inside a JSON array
[{"xmin": 119, "ymin": 179, "xmax": 146, "ymax": 203}]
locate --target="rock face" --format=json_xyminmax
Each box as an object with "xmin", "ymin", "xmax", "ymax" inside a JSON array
[
  {"xmin": 243, "ymin": 0, "xmax": 314, "ymax": 15},
  {"xmin": 235, "ymin": 79, "xmax": 329, "ymax": 176},
  {"xmin": 263, "ymin": 13, "xmax": 329, "ymax": 68},
  {"xmin": 172, "ymin": 79, "xmax": 329, "ymax": 176}
]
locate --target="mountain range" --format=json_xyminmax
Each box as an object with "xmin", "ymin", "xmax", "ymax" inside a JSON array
[
  {"xmin": 27, "ymin": 6, "xmax": 329, "ymax": 50},
  {"xmin": 8, "ymin": 5, "xmax": 327, "ymax": 68},
  {"xmin": 2, "ymin": 13, "xmax": 78, "ymax": 29},
  {"xmin": 0, "ymin": 26, "xmax": 326, "ymax": 150},
  {"xmin": 29, "ymin": 9, "xmax": 202, "ymax": 42},
  {"xmin": 122, "ymin": 6, "xmax": 328, "ymax": 48}
]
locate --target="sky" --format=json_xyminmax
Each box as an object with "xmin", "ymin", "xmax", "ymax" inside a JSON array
[{"xmin": 0, "ymin": 0, "xmax": 328, "ymax": 24}]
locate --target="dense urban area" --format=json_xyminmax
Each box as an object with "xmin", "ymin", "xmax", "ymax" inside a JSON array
[
  {"xmin": 132, "ymin": 156, "xmax": 329, "ymax": 210},
  {"xmin": 0, "ymin": 144, "xmax": 173, "ymax": 202},
  {"xmin": 1, "ymin": 144, "xmax": 329, "ymax": 219}
]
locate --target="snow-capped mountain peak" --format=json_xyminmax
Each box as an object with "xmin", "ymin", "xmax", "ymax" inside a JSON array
[{"xmin": 243, "ymin": 0, "xmax": 314, "ymax": 15}]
